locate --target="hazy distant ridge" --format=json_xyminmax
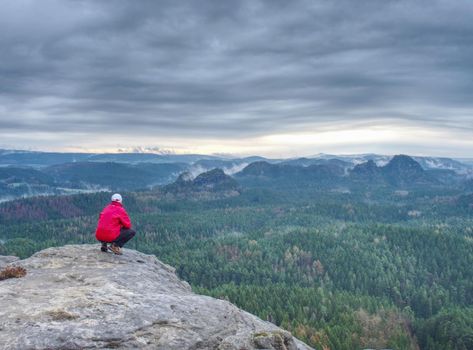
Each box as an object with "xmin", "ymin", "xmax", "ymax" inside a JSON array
[{"xmin": 1, "ymin": 150, "xmax": 472, "ymax": 202}]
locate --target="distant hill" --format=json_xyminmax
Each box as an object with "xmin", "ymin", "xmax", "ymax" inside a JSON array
[
  {"xmin": 234, "ymin": 161, "xmax": 344, "ymax": 188},
  {"xmin": 280, "ymin": 157, "xmax": 352, "ymax": 170},
  {"xmin": 44, "ymin": 161, "xmax": 186, "ymax": 190},
  {"xmin": 350, "ymin": 160, "xmax": 385, "ymax": 183},
  {"xmin": 350, "ymin": 155, "xmax": 439, "ymax": 188},
  {"xmin": 45, "ymin": 162, "xmax": 142, "ymax": 190},
  {"xmin": 382, "ymin": 155, "xmax": 437, "ymax": 187},
  {"xmin": 191, "ymin": 159, "xmax": 253, "ymax": 175},
  {"xmin": 163, "ymin": 169, "xmax": 240, "ymax": 197},
  {"xmin": 0, "ymin": 166, "xmax": 54, "ymax": 185},
  {"xmin": 87, "ymin": 153, "xmax": 171, "ymax": 163},
  {"xmin": 2, "ymin": 149, "xmax": 471, "ymax": 173},
  {"xmin": 425, "ymin": 169, "xmax": 463, "ymax": 186},
  {"xmin": 0, "ymin": 166, "xmax": 58, "ymax": 201},
  {"xmin": 0, "ymin": 150, "xmax": 91, "ymax": 167},
  {"xmin": 1, "ymin": 149, "xmax": 472, "ymax": 202},
  {"xmin": 0, "ymin": 149, "xmax": 225, "ymax": 167},
  {"xmin": 237, "ymin": 155, "xmax": 448, "ymax": 190},
  {"xmin": 412, "ymin": 156, "xmax": 470, "ymax": 173},
  {"xmin": 132, "ymin": 162, "xmax": 188, "ymax": 184},
  {"xmin": 309, "ymin": 153, "xmax": 473, "ymax": 173}
]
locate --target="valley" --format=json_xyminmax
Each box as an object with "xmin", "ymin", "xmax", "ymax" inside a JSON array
[{"xmin": 0, "ymin": 151, "xmax": 472, "ymax": 349}]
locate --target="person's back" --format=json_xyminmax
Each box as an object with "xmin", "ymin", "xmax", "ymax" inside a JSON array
[
  {"xmin": 96, "ymin": 201, "xmax": 131, "ymax": 242},
  {"xmin": 96, "ymin": 193, "xmax": 135, "ymax": 255}
]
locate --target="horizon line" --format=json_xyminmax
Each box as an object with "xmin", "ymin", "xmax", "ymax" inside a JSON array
[{"xmin": 1, "ymin": 147, "xmax": 472, "ymax": 160}]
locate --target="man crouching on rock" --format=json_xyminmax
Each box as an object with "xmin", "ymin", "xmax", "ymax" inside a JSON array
[{"xmin": 95, "ymin": 193, "xmax": 135, "ymax": 255}]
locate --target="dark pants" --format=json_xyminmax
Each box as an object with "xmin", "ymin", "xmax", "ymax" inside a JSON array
[{"xmin": 113, "ymin": 228, "xmax": 136, "ymax": 248}]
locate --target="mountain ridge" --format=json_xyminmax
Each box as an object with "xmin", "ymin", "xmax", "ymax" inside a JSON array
[
  {"xmin": 163, "ymin": 168, "xmax": 240, "ymax": 198},
  {"xmin": 1, "ymin": 151, "xmax": 472, "ymax": 202}
]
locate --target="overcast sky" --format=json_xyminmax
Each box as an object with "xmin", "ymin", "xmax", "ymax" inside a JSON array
[{"xmin": 1, "ymin": 0, "xmax": 472, "ymax": 157}]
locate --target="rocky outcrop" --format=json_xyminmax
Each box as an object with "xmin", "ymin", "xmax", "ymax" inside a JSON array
[
  {"xmin": 0, "ymin": 245, "xmax": 313, "ymax": 350},
  {"xmin": 0, "ymin": 255, "xmax": 18, "ymax": 269},
  {"xmin": 381, "ymin": 154, "xmax": 436, "ymax": 187},
  {"xmin": 349, "ymin": 155, "xmax": 438, "ymax": 188},
  {"xmin": 162, "ymin": 169, "xmax": 240, "ymax": 199}
]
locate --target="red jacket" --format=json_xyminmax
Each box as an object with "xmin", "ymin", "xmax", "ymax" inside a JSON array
[{"xmin": 95, "ymin": 202, "xmax": 131, "ymax": 242}]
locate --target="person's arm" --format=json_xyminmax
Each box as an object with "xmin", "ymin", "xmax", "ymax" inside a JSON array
[
  {"xmin": 119, "ymin": 208, "xmax": 132, "ymax": 229},
  {"xmin": 97, "ymin": 210, "xmax": 104, "ymax": 225}
]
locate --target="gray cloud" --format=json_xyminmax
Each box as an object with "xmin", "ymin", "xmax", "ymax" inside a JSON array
[{"xmin": 0, "ymin": 0, "xmax": 472, "ymax": 153}]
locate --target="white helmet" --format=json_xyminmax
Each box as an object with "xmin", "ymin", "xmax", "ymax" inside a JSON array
[{"xmin": 111, "ymin": 193, "xmax": 122, "ymax": 203}]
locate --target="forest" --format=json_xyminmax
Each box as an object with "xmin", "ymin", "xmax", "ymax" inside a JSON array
[{"xmin": 1, "ymin": 183, "xmax": 472, "ymax": 350}]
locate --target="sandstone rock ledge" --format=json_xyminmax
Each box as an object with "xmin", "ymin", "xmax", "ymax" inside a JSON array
[
  {"xmin": 0, "ymin": 255, "xmax": 19, "ymax": 269},
  {"xmin": 0, "ymin": 245, "xmax": 314, "ymax": 350}
]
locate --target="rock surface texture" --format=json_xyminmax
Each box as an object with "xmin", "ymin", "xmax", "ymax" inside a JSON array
[
  {"xmin": 0, "ymin": 245, "xmax": 313, "ymax": 350},
  {"xmin": 0, "ymin": 255, "xmax": 18, "ymax": 269}
]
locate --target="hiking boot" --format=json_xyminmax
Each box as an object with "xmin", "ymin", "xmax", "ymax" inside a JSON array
[
  {"xmin": 100, "ymin": 242, "xmax": 108, "ymax": 252},
  {"xmin": 109, "ymin": 243, "xmax": 122, "ymax": 255}
]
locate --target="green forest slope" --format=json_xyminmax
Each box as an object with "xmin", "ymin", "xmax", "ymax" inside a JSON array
[{"xmin": 1, "ymin": 188, "xmax": 472, "ymax": 350}]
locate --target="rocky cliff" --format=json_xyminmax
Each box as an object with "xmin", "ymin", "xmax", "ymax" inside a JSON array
[{"xmin": 0, "ymin": 245, "xmax": 313, "ymax": 350}]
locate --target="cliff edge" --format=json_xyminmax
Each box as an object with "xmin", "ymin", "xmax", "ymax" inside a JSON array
[{"xmin": 0, "ymin": 245, "xmax": 313, "ymax": 350}]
